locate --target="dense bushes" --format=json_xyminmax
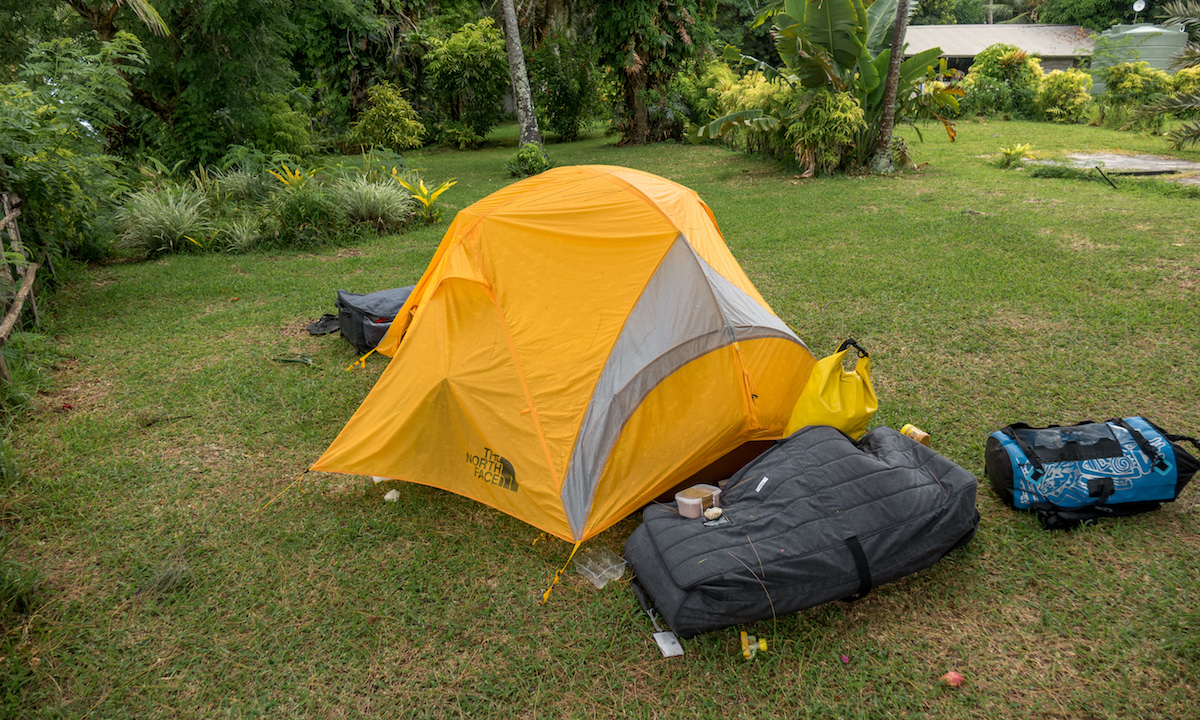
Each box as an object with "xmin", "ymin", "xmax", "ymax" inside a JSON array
[
  {"xmin": 1037, "ymin": 69, "xmax": 1093, "ymax": 123},
  {"xmin": 957, "ymin": 45, "xmax": 1194, "ymax": 135},
  {"xmin": 347, "ymin": 82, "xmax": 426, "ymax": 152},
  {"xmin": 697, "ymin": 71, "xmax": 868, "ymax": 175},
  {"xmin": 423, "ymin": 19, "xmax": 509, "ymax": 148},
  {"xmin": 528, "ymin": 33, "xmax": 600, "ymax": 141},
  {"xmin": 0, "ymin": 33, "xmax": 145, "ymax": 264},
  {"xmin": 959, "ymin": 44, "xmax": 1044, "ymax": 118},
  {"xmin": 112, "ymin": 155, "xmax": 429, "ymax": 256}
]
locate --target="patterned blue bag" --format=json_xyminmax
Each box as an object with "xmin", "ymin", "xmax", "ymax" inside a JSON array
[{"xmin": 985, "ymin": 418, "xmax": 1200, "ymax": 529}]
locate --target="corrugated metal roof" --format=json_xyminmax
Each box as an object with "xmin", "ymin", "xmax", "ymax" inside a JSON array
[{"xmin": 903, "ymin": 24, "xmax": 1096, "ymax": 58}]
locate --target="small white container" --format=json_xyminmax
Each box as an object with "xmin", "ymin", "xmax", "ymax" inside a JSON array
[{"xmin": 675, "ymin": 484, "xmax": 721, "ymax": 519}]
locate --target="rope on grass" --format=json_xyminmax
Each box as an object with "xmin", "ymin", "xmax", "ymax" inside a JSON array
[
  {"xmin": 251, "ymin": 470, "xmax": 309, "ymax": 516},
  {"xmin": 539, "ymin": 540, "xmax": 583, "ymax": 605}
]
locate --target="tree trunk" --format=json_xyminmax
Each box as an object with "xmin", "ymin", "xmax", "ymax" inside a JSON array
[
  {"xmin": 499, "ymin": 0, "xmax": 542, "ymax": 146},
  {"xmin": 626, "ymin": 71, "xmax": 649, "ymax": 145},
  {"xmin": 868, "ymin": 0, "xmax": 911, "ymax": 174}
]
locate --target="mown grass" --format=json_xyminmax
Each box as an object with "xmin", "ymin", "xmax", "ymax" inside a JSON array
[{"xmin": 3, "ymin": 119, "xmax": 1199, "ymax": 718}]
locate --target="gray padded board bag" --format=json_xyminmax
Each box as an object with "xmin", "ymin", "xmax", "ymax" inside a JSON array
[{"xmin": 623, "ymin": 425, "xmax": 979, "ymax": 638}]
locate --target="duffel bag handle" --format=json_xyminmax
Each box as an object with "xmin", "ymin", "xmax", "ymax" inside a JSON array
[
  {"xmin": 1002, "ymin": 426, "xmax": 1046, "ymax": 480},
  {"xmin": 1108, "ymin": 418, "xmax": 1170, "ymax": 472}
]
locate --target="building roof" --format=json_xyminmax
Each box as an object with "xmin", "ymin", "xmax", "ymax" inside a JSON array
[{"xmin": 903, "ymin": 24, "xmax": 1096, "ymax": 59}]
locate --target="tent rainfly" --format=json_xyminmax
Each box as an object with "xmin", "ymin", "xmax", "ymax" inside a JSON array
[{"xmin": 312, "ymin": 165, "xmax": 817, "ymax": 542}]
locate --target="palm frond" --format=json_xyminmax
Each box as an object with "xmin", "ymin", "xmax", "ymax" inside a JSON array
[
  {"xmin": 122, "ymin": 0, "xmax": 170, "ymax": 36},
  {"xmin": 1171, "ymin": 43, "xmax": 1200, "ymax": 70},
  {"xmin": 1157, "ymin": 0, "xmax": 1200, "ymax": 29}
]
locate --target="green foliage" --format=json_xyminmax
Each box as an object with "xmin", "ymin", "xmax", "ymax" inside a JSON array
[
  {"xmin": 267, "ymin": 178, "xmax": 345, "ymax": 245},
  {"xmin": 215, "ymin": 169, "xmax": 271, "ymax": 203},
  {"xmin": 995, "ymin": 142, "xmax": 1033, "ymax": 168},
  {"xmin": 247, "ymin": 92, "xmax": 315, "ymax": 157},
  {"xmin": 701, "ymin": 0, "xmax": 959, "ymax": 172},
  {"xmin": 959, "ymin": 74, "xmax": 1013, "ymax": 117},
  {"xmin": 506, "ymin": 143, "xmax": 553, "ymax": 177},
  {"xmin": 912, "ymin": 0, "xmax": 987, "ymax": 24},
  {"xmin": 1173, "ymin": 66, "xmax": 1200, "ymax": 95},
  {"xmin": 1040, "ymin": 0, "xmax": 1134, "ymax": 31},
  {"xmin": 424, "ymin": 18, "xmax": 509, "ymax": 147},
  {"xmin": 961, "ymin": 43, "xmax": 1044, "ymax": 119},
  {"xmin": 594, "ymin": 0, "xmax": 714, "ymax": 144},
  {"xmin": 786, "ymin": 89, "xmax": 868, "ymax": 175},
  {"xmin": 347, "ymin": 82, "xmax": 426, "ymax": 152},
  {"xmin": 528, "ymin": 33, "xmax": 600, "ymax": 141},
  {"xmin": 393, "ymin": 172, "xmax": 457, "ymax": 224},
  {"xmin": 114, "ymin": 0, "xmax": 309, "ymax": 165},
  {"xmin": 1037, "ymin": 69, "xmax": 1094, "ymax": 123},
  {"xmin": 1102, "ymin": 62, "xmax": 1172, "ymax": 106},
  {"xmin": 0, "ymin": 32, "xmax": 147, "ymax": 263},
  {"xmin": 115, "ymin": 185, "xmax": 216, "ymax": 255},
  {"xmin": 331, "ymin": 176, "xmax": 414, "ymax": 231},
  {"xmin": 1095, "ymin": 62, "xmax": 1172, "ymax": 132}
]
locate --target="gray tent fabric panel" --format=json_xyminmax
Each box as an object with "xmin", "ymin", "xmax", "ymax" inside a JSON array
[
  {"xmin": 696, "ymin": 251, "xmax": 801, "ymax": 345},
  {"xmin": 559, "ymin": 236, "xmax": 805, "ymax": 539},
  {"xmin": 623, "ymin": 426, "xmax": 979, "ymax": 638}
]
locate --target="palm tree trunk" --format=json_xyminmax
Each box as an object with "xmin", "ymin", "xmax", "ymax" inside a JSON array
[
  {"xmin": 499, "ymin": 0, "xmax": 543, "ymax": 146},
  {"xmin": 869, "ymin": 0, "xmax": 910, "ymax": 174}
]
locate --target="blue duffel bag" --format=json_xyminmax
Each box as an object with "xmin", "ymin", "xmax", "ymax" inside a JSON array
[{"xmin": 985, "ymin": 417, "xmax": 1200, "ymax": 529}]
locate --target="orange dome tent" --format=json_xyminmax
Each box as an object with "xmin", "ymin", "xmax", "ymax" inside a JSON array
[{"xmin": 312, "ymin": 165, "xmax": 816, "ymax": 542}]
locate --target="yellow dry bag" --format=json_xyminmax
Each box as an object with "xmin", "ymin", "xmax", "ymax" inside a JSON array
[{"xmin": 784, "ymin": 338, "xmax": 878, "ymax": 439}]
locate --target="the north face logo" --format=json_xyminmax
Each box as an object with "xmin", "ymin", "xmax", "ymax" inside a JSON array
[{"xmin": 466, "ymin": 447, "xmax": 519, "ymax": 492}]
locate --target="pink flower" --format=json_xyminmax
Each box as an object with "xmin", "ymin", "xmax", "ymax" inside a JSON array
[
  {"xmin": 839, "ymin": 654, "xmax": 851, "ymax": 664},
  {"xmin": 941, "ymin": 671, "xmax": 965, "ymax": 688}
]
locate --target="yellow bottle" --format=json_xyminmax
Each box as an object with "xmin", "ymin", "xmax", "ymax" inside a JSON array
[{"xmin": 901, "ymin": 423, "xmax": 931, "ymax": 447}]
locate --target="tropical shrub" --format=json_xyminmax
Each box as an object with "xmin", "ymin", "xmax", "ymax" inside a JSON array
[
  {"xmin": 700, "ymin": 0, "xmax": 959, "ymax": 173},
  {"xmin": 507, "ymin": 143, "xmax": 553, "ymax": 177},
  {"xmin": 958, "ymin": 74, "xmax": 1011, "ymax": 117},
  {"xmin": 961, "ymin": 43, "xmax": 1044, "ymax": 118},
  {"xmin": 1037, "ymin": 69, "xmax": 1093, "ymax": 123},
  {"xmin": 688, "ymin": 61, "xmax": 740, "ymax": 122},
  {"xmin": 216, "ymin": 169, "xmax": 272, "ymax": 203},
  {"xmin": 786, "ymin": 90, "xmax": 868, "ymax": 176},
  {"xmin": 268, "ymin": 181, "xmax": 344, "ymax": 245},
  {"xmin": 528, "ymin": 33, "xmax": 600, "ymax": 141},
  {"xmin": 996, "ymin": 142, "xmax": 1034, "ymax": 168},
  {"xmin": 247, "ymin": 92, "xmax": 315, "ymax": 157},
  {"xmin": 424, "ymin": 19, "xmax": 509, "ymax": 147},
  {"xmin": 1172, "ymin": 67, "xmax": 1200, "ymax": 96},
  {"xmin": 1097, "ymin": 62, "xmax": 1172, "ymax": 132},
  {"xmin": 1102, "ymin": 62, "xmax": 1171, "ymax": 107},
  {"xmin": 393, "ymin": 172, "xmax": 457, "ymax": 224},
  {"xmin": 347, "ymin": 82, "xmax": 426, "ymax": 152},
  {"xmin": 331, "ymin": 176, "xmax": 414, "ymax": 230},
  {"xmin": 0, "ymin": 33, "xmax": 147, "ymax": 263},
  {"xmin": 116, "ymin": 186, "xmax": 216, "ymax": 255},
  {"xmin": 594, "ymin": 0, "xmax": 714, "ymax": 144}
]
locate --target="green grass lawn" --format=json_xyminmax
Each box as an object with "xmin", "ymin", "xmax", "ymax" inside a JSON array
[{"xmin": 4, "ymin": 119, "xmax": 1199, "ymax": 718}]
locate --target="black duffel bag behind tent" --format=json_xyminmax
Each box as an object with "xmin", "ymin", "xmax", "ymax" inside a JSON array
[
  {"xmin": 985, "ymin": 417, "xmax": 1200, "ymax": 530},
  {"xmin": 336, "ymin": 286, "xmax": 414, "ymax": 354},
  {"xmin": 623, "ymin": 425, "xmax": 979, "ymax": 639}
]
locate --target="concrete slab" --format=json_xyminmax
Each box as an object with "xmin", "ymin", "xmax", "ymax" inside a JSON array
[{"xmin": 1057, "ymin": 152, "xmax": 1200, "ymax": 175}]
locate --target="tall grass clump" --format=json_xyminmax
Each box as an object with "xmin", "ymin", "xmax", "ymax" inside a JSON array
[
  {"xmin": 331, "ymin": 176, "xmax": 414, "ymax": 231},
  {"xmin": 116, "ymin": 185, "xmax": 215, "ymax": 255},
  {"xmin": 267, "ymin": 181, "xmax": 344, "ymax": 245}
]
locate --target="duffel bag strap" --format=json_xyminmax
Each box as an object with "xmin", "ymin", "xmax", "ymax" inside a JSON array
[
  {"xmin": 1001, "ymin": 426, "xmax": 1045, "ymax": 480},
  {"xmin": 1109, "ymin": 418, "xmax": 1170, "ymax": 472}
]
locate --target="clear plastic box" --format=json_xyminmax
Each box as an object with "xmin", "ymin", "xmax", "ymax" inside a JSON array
[{"xmin": 574, "ymin": 547, "xmax": 627, "ymax": 589}]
